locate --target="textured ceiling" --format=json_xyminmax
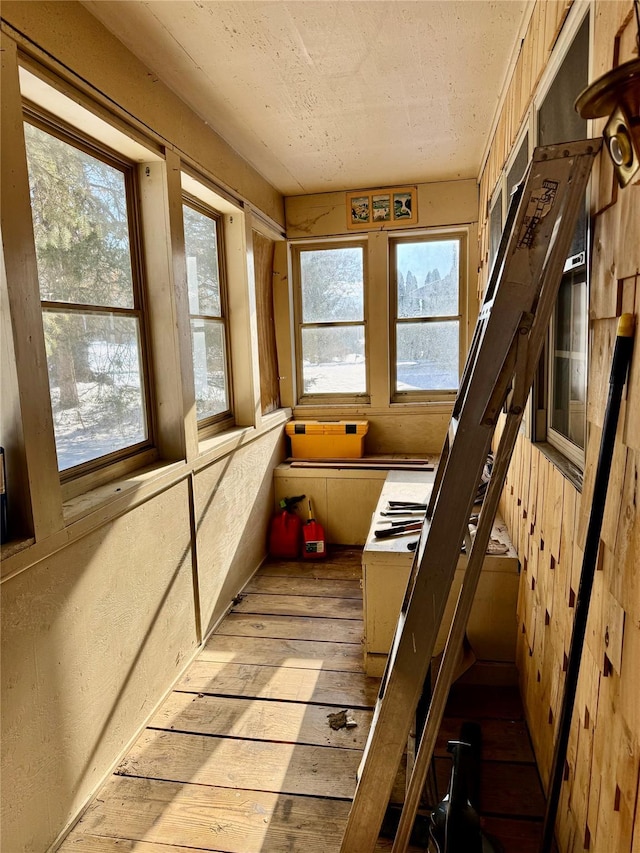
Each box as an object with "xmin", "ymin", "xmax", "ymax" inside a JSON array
[{"xmin": 82, "ymin": 0, "xmax": 531, "ymax": 196}]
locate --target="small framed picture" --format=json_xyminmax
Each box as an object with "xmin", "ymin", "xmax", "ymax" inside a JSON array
[
  {"xmin": 372, "ymin": 194, "xmax": 391, "ymax": 222},
  {"xmin": 393, "ymin": 191, "xmax": 414, "ymax": 221},
  {"xmin": 348, "ymin": 194, "xmax": 370, "ymax": 226},
  {"xmin": 347, "ymin": 186, "xmax": 417, "ymax": 229}
]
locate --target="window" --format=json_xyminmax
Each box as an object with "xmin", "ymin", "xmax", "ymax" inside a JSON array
[
  {"xmin": 182, "ymin": 199, "xmax": 232, "ymax": 426},
  {"xmin": 537, "ymin": 13, "xmax": 589, "ymax": 465},
  {"xmin": 489, "ymin": 189, "xmax": 503, "ymax": 274},
  {"xmin": 391, "ymin": 236, "xmax": 462, "ymax": 398},
  {"xmin": 293, "ymin": 243, "xmax": 367, "ymax": 401},
  {"xmin": 23, "ymin": 114, "xmax": 152, "ymax": 475},
  {"xmin": 507, "ymin": 132, "xmax": 529, "ymax": 200}
]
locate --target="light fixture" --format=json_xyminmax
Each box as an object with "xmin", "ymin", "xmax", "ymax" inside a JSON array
[
  {"xmin": 575, "ymin": 0, "xmax": 640, "ymax": 188},
  {"xmin": 575, "ymin": 58, "xmax": 640, "ymax": 187}
]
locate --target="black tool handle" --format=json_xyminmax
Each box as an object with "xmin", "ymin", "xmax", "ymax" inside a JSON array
[
  {"xmin": 540, "ymin": 313, "xmax": 635, "ymax": 852},
  {"xmin": 374, "ymin": 522, "xmax": 423, "ymax": 539}
]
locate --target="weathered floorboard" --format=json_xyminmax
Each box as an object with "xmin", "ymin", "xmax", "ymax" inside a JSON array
[
  {"xmin": 58, "ymin": 837, "xmax": 222, "ymax": 853},
  {"xmin": 232, "ymin": 592, "xmax": 362, "ymax": 619},
  {"xmin": 176, "ymin": 659, "xmax": 379, "ymax": 708},
  {"xmin": 244, "ymin": 574, "xmax": 362, "ymax": 598},
  {"xmin": 59, "ymin": 776, "xmax": 351, "ymax": 853},
  {"xmin": 201, "ymin": 633, "xmax": 365, "ymax": 672},
  {"xmin": 435, "ymin": 717, "xmax": 534, "ymax": 763},
  {"xmin": 148, "ymin": 692, "xmax": 372, "ymax": 749},
  {"xmin": 259, "ymin": 554, "xmax": 362, "ymax": 580},
  {"xmin": 116, "ymin": 729, "xmax": 361, "ymax": 798},
  {"xmin": 214, "ymin": 612, "xmax": 363, "ymax": 643}
]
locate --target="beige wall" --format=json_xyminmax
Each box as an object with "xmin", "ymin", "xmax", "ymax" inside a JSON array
[
  {"xmin": 278, "ymin": 181, "xmax": 479, "ymax": 455},
  {"xmin": 479, "ymin": 2, "xmax": 640, "ymax": 851},
  {"xmin": 0, "ymin": 3, "xmax": 289, "ymax": 850}
]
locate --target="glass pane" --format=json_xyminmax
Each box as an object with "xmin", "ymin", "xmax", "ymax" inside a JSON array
[
  {"xmin": 489, "ymin": 193, "xmax": 503, "ymax": 273},
  {"xmin": 538, "ymin": 16, "xmax": 588, "ymax": 148},
  {"xmin": 191, "ymin": 319, "xmax": 229, "ymax": 419},
  {"xmin": 507, "ymin": 133, "xmax": 529, "ymax": 197},
  {"xmin": 300, "ymin": 247, "xmax": 363, "ymax": 323},
  {"xmin": 396, "ymin": 321, "xmax": 459, "ymax": 391},
  {"xmin": 396, "ymin": 240, "xmax": 459, "ymax": 318},
  {"xmin": 24, "ymin": 123, "xmax": 134, "ymax": 308},
  {"xmin": 301, "ymin": 325, "xmax": 365, "ymax": 394},
  {"xmin": 551, "ymin": 271, "xmax": 587, "ymax": 448},
  {"xmin": 538, "ymin": 15, "xmax": 589, "ymax": 259},
  {"xmin": 42, "ymin": 311, "xmax": 146, "ymax": 471},
  {"xmin": 183, "ymin": 205, "xmax": 221, "ymax": 316}
]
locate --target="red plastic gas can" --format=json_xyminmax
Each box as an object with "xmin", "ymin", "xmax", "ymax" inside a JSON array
[
  {"xmin": 268, "ymin": 496, "xmax": 304, "ymax": 559},
  {"xmin": 302, "ymin": 499, "xmax": 327, "ymax": 560}
]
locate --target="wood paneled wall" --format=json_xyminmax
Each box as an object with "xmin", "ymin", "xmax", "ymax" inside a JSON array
[
  {"xmin": 481, "ymin": 3, "xmax": 640, "ymax": 851},
  {"xmin": 478, "ymin": 0, "xmax": 573, "ymax": 298},
  {"xmin": 253, "ymin": 230, "xmax": 281, "ymax": 415}
]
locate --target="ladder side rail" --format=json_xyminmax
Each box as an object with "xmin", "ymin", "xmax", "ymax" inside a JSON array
[
  {"xmin": 390, "ymin": 141, "xmax": 602, "ymax": 853},
  {"xmin": 391, "ymin": 412, "xmax": 524, "ymax": 853},
  {"xmin": 483, "ymin": 178, "xmax": 527, "ymax": 304},
  {"xmin": 428, "ymin": 171, "xmax": 527, "ymax": 519},
  {"xmin": 392, "ymin": 327, "xmax": 533, "ymax": 853},
  {"xmin": 340, "ymin": 141, "xmax": 600, "ymax": 853},
  {"xmin": 453, "ymin": 177, "xmax": 524, "ymax": 419}
]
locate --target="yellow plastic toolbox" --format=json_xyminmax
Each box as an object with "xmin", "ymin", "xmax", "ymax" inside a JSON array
[{"xmin": 285, "ymin": 420, "xmax": 368, "ymax": 458}]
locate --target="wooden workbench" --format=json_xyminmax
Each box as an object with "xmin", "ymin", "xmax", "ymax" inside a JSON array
[{"xmin": 362, "ymin": 470, "xmax": 519, "ymax": 676}]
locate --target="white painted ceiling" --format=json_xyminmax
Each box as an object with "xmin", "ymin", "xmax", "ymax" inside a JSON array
[{"xmin": 82, "ymin": 0, "xmax": 531, "ymax": 196}]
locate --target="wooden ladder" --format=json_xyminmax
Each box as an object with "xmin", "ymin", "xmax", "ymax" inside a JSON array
[{"xmin": 340, "ymin": 138, "xmax": 601, "ymax": 853}]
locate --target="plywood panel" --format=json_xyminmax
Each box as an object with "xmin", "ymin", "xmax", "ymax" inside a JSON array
[
  {"xmin": 0, "ymin": 482, "xmax": 196, "ymax": 853},
  {"xmin": 194, "ymin": 430, "xmax": 282, "ymax": 635},
  {"xmin": 285, "ymin": 180, "xmax": 477, "ymax": 239},
  {"xmin": 327, "ymin": 476, "xmax": 383, "ymax": 545},
  {"xmin": 176, "ymin": 659, "xmax": 379, "ymax": 707},
  {"xmin": 148, "ymin": 692, "xmax": 372, "ymax": 749},
  {"xmin": 273, "ymin": 475, "xmax": 328, "ymax": 531}
]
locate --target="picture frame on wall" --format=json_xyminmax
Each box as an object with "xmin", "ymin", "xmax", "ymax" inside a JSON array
[
  {"xmin": 346, "ymin": 186, "xmax": 417, "ymax": 229},
  {"xmin": 349, "ymin": 194, "xmax": 370, "ymax": 226}
]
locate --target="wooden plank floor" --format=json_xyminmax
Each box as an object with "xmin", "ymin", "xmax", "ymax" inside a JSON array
[
  {"xmin": 58, "ymin": 548, "xmax": 545, "ymax": 853},
  {"xmin": 58, "ymin": 549, "xmax": 424, "ymax": 853}
]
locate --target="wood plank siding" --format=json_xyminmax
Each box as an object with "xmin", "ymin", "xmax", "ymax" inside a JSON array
[{"xmin": 479, "ymin": 3, "xmax": 640, "ymax": 851}]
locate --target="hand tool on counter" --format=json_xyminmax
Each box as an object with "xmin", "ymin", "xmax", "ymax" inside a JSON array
[
  {"xmin": 374, "ymin": 521, "xmax": 424, "ymax": 539},
  {"xmin": 540, "ymin": 313, "xmax": 635, "ymax": 853}
]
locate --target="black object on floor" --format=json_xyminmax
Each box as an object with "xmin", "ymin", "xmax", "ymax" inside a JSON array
[{"xmin": 430, "ymin": 722, "xmax": 502, "ymax": 853}]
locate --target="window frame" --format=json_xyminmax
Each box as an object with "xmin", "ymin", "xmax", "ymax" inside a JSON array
[
  {"xmin": 291, "ymin": 238, "xmax": 370, "ymax": 406},
  {"xmin": 181, "ymin": 192, "xmax": 235, "ymax": 434},
  {"xmin": 22, "ymin": 104, "xmax": 157, "ymax": 482},
  {"xmin": 531, "ymin": 6, "xmax": 591, "ymax": 469},
  {"xmin": 389, "ymin": 231, "xmax": 466, "ymax": 403},
  {"xmin": 485, "ymin": 3, "xmax": 592, "ymax": 471}
]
